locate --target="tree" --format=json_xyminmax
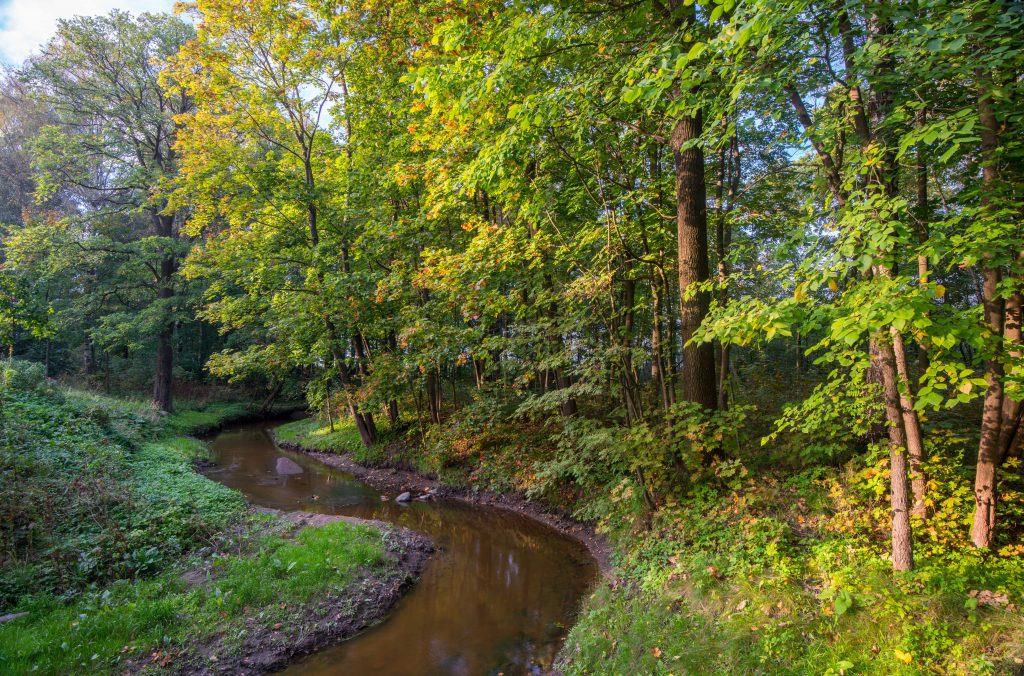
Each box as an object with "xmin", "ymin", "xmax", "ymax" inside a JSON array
[{"xmin": 23, "ymin": 11, "xmax": 195, "ymax": 411}]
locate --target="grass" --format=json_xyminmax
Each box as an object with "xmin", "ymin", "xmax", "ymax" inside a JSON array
[
  {"xmin": 0, "ymin": 518, "xmax": 388, "ymax": 674},
  {"xmin": 275, "ymin": 416, "xmax": 389, "ymax": 465},
  {"xmin": 0, "ymin": 360, "xmax": 404, "ymax": 674},
  {"xmin": 560, "ymin": 469, "xmax": 1024, "ymax": 675},
  {"xmin": 564, "ymin": 562, "xmax": 1024, "ymax": 674},
  {"xmin": 0, "ymin": 379, "xmax": 251, "ymax": 604}
]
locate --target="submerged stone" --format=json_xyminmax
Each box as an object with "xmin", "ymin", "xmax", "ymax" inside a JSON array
[{"xmin": 275, "ymin": 457, "xmax": 303, "ymax": 475}]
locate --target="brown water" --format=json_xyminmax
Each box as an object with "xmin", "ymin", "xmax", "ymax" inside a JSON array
[{"xmin": 202, "ymin": 423, "xmax": 598, "ymax": 676}]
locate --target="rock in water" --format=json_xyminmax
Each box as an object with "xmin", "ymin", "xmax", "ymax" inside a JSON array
[
  {"xmin": 275, "ymin": 457, "xmax": 303, "ymax": 475},
  {"xmin": 395, "ymin": 491, "xmax": 412, "ymax": 503}
]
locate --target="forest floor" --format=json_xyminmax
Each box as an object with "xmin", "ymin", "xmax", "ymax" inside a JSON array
[
  {"xmin": 274, "ymin": 414, "xmax": 1024, "ymax": 675},
  {"xmin": 0, "ymin": 368, "xmax": 432, "ymax": 675}
]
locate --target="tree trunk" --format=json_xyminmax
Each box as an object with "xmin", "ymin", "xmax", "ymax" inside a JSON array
[
  {"xmin": 324, "ymin": 320, "xmax": 377, "ymax": 447},
  {"xmin": 427, "ymin": 367, "xmax": 442, "ymax": 424},
  {"xmin": 971, "ymin": 78, "xmax": 1004, "ymax": 548},
  {"xmin": 153, "ymin": 322, "xmax": 173, "ymax": 413},
  {"xmin": 998, "ymin": 289, "xmax": 1023, "ymax": 463},
  {"xmin": 874, "ymin": 335, "xmax": 914, "ymax": 571},
  {"xmin": 152, "ymin": 214, "xmax": 176, "ymax": 413},
  {"xmin": 973, "ymin": 262, "xmax": 1003, "ymax": 548},
  {"xmin": 891, "ymin": 328, "xmax": 927, "ymax": 516},
  {"xmin": 671, "ymin": 109, "xmax": 717, "ymax": 411}
]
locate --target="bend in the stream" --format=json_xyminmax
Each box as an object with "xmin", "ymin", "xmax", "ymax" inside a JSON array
[{"xmin": 202, "ymin": 422, "xmax": 598, "ymax": 676}]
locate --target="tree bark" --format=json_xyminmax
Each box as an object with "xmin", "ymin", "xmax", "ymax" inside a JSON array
[
  {"xmin": 671, "ymin": 110, "xmax": 717, "ymax": 411},
  {"xmin": 971, "ymin": 78, "xmax": 1004, "ymax": 548},
  {"xmin": 973, "ymin": 261, "xmax": 1003, "ymax": 548},
  {"xmin": 875, "ymin": 334, "xmax": 914, "ymax": 571},
  {"xmin": 152, "ymin": 214, "xmax": 176, "ymax": 413},
  {"xmin": 891, "ymin": 327, "xmax": 927, "ymax": 516},
  {"xmin": 998, "ymin": 290, "xmax": 1022, "ymax": 462}
]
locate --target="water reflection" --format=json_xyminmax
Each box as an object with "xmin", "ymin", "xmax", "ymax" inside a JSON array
[{"xmin": 203, "ymin": 424, "xmax": 597, "ymax": 675}]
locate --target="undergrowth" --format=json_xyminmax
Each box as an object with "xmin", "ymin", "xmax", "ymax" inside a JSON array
[
  {"xmin": 245, "ymin": 378, "xmax": 1024, "ymax": 674},
  {"xmin": 0, "ymin": 359, "xmax": 403, "ymax": 675},
  {"xmin": 0, "ymin": 518, "xmax": 388, "ymax": 674}
]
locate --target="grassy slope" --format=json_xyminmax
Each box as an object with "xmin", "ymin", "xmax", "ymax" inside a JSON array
[
  {"xmin": 275, "ymin": 416, "xmax": 391, "ymax": 467},
  {"xmin": 0, "ymin": 369, "xmax": 397, "ymax": 674},
  {"xmin": 279, "ymin": 409, "xmax": 1024, "ymax": 674},
  {"xmin": 561, "ymin": 491, "xmax": 1024, "ymax": 675}
]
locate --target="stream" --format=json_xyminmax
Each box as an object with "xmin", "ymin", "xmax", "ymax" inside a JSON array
[{"xmin": 201, "ymin": 422, "xmax": 599, "ymax": 675}]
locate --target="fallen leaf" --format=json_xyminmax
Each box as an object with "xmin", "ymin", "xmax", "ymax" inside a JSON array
[
  {"xmin": 273, "ymin": 623, "xmax": 283, "ymax": 630},
  {"xmin": 894, "ymin": 649, "xmax": 913, "ymax": 664},
  {"xmin": 736, "ymin": 600, "xmax": 748, "ymax": 611}
]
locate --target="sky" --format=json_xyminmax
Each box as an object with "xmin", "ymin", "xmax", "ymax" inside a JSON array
[{"xmin": 0, "ymin": 0, "xmax": 174, "ymax": 64}]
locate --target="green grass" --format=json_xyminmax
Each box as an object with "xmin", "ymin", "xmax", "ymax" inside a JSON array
[
  {"xmin": 0, "ymin": 518, "xmax": 389, "ymax": 674},
  {"xmin": 0, "ymin": 361, "xmax": 403, "ymax": 674},
  {"xmin": 0, "ymin": 381, "xmax": 250, "ymax": 605},
  {"xmin": 565, "ymin": 561, "xmax": 1024, "ymax": 674},
  {"xmin": 561, "ymin": 476, "xmax": 1024, "ymax": 675},
  {"xmin": 275, "ymin": 416, "xmax": 388, "ymax": 465},
  {"xmin": 162, "ymin": 401, "xmax": 253, "ymax": 436}
]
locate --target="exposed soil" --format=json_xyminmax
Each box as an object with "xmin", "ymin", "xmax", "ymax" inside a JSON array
[
  {"xmin": 275, "ymin": 436, "xmax": 613, "ymax": 577},
  {"xmin": 125, "ymin": 511, "xmax": 434, "ymax": 675}
]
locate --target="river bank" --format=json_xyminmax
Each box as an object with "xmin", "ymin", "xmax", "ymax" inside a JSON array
[
  {"xmin": 271, "ymin": 412, "xmax": 1024, "ymax": 675},
  {"xmin": 274, "ymin": 425, "xmax": 613, "ymax": 577},
  {"xmin": 209, "ymin": 420, "xmax": 599, "ymax": 674},
  {"xmin": 126, "ymin": 511, "xmax": 433, "ymax": 675},
  {"xmin": 0, "ymin": 364, "xmax": 433, "ymax": 674}
]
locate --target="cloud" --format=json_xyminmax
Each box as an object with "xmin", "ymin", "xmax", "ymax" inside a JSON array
[{"xmin": 0, "ymin": 0, "xmax": 174, "ymax": 65}]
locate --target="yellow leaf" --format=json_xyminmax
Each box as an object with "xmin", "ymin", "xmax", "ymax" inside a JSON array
[
  {"xmin": 828, "ymin": 278, "xmax": 838, "ymax": 292},
  {"xmin": 894, "ymin": 650, "xmax": 913, "ymax": 664},
  {"xmin": 935, "ymin": 284, "xmax": 946, "ymax": 298}
]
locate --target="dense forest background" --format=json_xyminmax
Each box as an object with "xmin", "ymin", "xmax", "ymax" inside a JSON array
[{"xmin": 2, "ymin": 0, "xmax": 1023, "ymax": 671}]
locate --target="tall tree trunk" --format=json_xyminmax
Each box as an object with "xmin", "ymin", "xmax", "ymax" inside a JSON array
[
  {"xmin": 351, "ymin": 333, "xmax": 379, "ymax": 442},
  {"xmin": 619, "ymin": 270, "xmax": 642, "ymax": 421},
  {"xmin": 85, "ymin": 337, "xmax": 97, "ymax": 376},
  {"xmin": 671, "ymin": 110, "xmax": 717, "ymax": 410},
  {"xmin": 875, "ymin": 334, "xmax": 914, "ymax": 571},
  {"xmin": 153, "ymin": 321, "xmax": 174, "ymax": 413},
  {"xmin": 971, "ymin": 78, "xmax": 1004, "ymax": 548},
  {"xmin": 324, "ymin": 320, "xmax": 377, "ymax": 447},
  {"xmin": 152, "ymin": 215, "xmax": 176, "ymax": 413},
  {"xmin": 973, "ymin": 261, "xmax": 1004, "ymax": 548},
  {"xmin": 715, "ymin": 130, "xmax": 739, "ymax": 410}
]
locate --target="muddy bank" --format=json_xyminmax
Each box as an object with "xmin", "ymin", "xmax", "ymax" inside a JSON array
[
  {"xmin": 131, "ymin": 510, "xmax": 434, "ymax": 675},
  {"xmin": 275, "ymin": 436, "xmax": 613, "ymax": 577}
]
